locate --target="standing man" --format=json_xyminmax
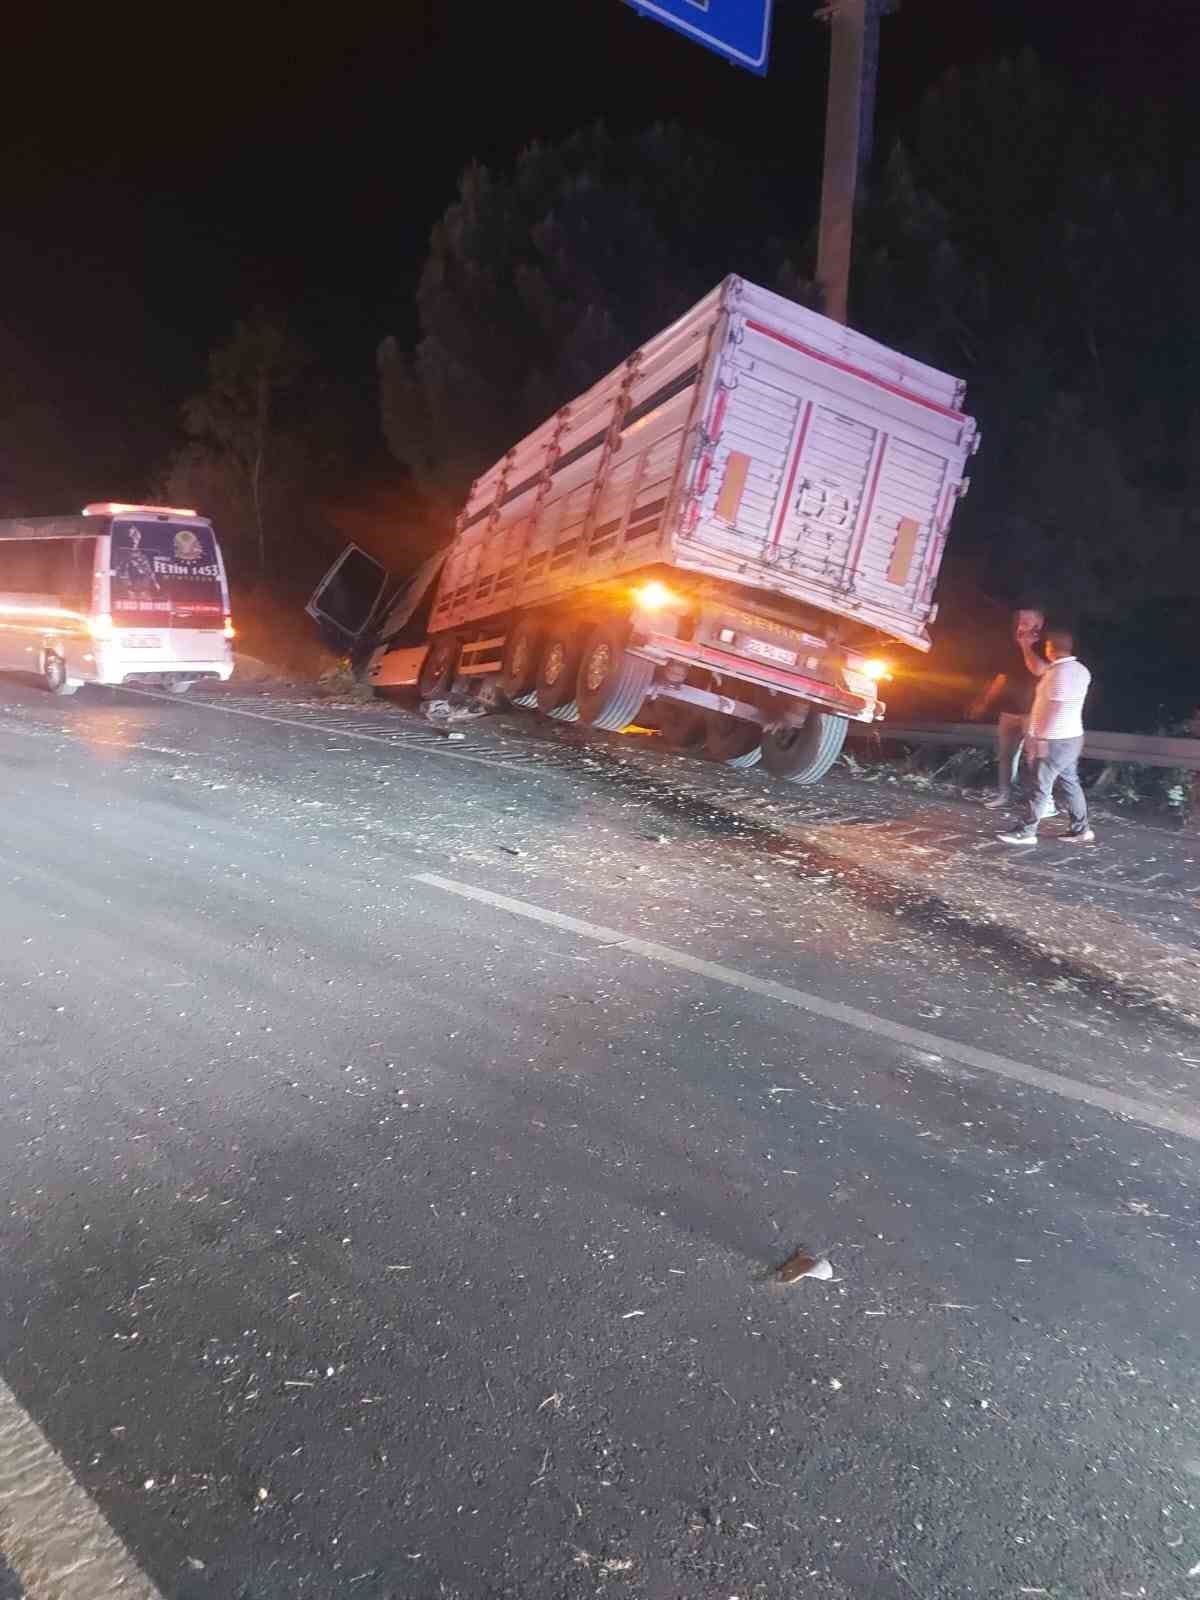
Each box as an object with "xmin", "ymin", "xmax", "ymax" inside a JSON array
[
  {"xmin": 970, "ymin": 607, "xmax": 1044, "ymax": 809},
  {"xmin": 998, "ymin": 627, "xmax": 1094, "ymax": 846}
]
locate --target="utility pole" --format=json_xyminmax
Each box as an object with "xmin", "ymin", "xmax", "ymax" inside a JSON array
[
  {"xmin": 815, "ymin": 0, "xmax": 890, "ymax": 326},
  {"xmin": 624, "ymin": 0, "xmax": 889, "ymax": 326}
]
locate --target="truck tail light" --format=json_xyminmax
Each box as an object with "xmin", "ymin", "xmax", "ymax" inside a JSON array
[
  {"xmin": 632, "ymin": 580, "xmax": 679, "ymax": 612},
  {"xmin": 223, "ymin": 616, "xmax": 236, "ymax": 640},
  {"xmin": 860, "ymin": 658, "xmax": 891, "ymax": 682},
  {"xmin": 88, "ymin": 613, "xmax": 113, "ymax": 641}
]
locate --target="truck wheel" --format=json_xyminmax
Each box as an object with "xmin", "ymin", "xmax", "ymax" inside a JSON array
[
  {"xmin": 656, "ymin": 700, "xmax": 707, "ymax": 752},
  {"xmin": 761, "ymin": 711, "xmax": 847, "ymax": 784},
  {"xmin": 43, "ymin": 653, "xmax": 78, "ymax": 696},
  {"xmin": 498, "ymin": 617, "xmax": 541, "ymax": 708},
  {"xmin": 536, "ymin": 627, "xmax": 583, "ymax": 722},
  {"xmin": 418, "ymin": 634, "xmax": 461, "ymax": 700},
  {"xmin": 704, "ymin": 710, "xmax": 762, "ymax": 769},
  {"xmin": 575, "ymin": 622, "xmax": 654, "ymax": 731}
]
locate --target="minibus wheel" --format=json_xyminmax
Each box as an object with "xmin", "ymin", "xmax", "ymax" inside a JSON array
[{"xmin": 43, "ymin": 653, "xmax": 78, "ymax": 696}]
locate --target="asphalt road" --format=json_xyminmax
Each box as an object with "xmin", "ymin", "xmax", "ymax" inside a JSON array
[{"xmin": 0, "ymin": 676, "xmax": 1198, "ymax": 1600}]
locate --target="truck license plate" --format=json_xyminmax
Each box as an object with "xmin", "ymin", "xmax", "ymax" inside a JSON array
[
  {"xmin": 741, "ymin": 636, "xmax": 798, "ymax": 667},
  {"xmin": 121, "ymin": 633, "xmax": 163, "ymax": 649}
]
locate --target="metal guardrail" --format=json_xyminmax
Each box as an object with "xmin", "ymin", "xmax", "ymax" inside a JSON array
[{"xmin": 861, "ymin": 721, "xmax": 1200, "ymax": 773}]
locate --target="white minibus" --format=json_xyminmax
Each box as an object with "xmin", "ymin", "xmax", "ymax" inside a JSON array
[{"xmin": 0, "ymin": 503, "xmax": 234, "ymax": 695}]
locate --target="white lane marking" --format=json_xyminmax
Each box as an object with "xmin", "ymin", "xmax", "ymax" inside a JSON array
[
  {"xmin": 112, "ymin": 690, "xmax": 1197, "ymax": 907},
  {"xmin": 0, "ymin": 1374, "xmax": 163, "ymax": 1597},
  {"xmin": 414, "ymin": 871, "xmax": 1200, "ymax": 1146},
  {"xmin": 120, "ymin": 689, "xmax": 555, "ymax": 776}
]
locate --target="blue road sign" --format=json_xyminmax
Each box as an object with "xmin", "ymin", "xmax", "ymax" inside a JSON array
[{"xmin": 623, "ymin": 0, "xmax": 775, "ymax": 75}]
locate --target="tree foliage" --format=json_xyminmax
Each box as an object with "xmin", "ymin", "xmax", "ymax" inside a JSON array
[
  {"xmin": 166, "ymin": 315, "xmax": 363, "ymax": 587},
  {"xmin": 378, "ymin": 66, "xmax": 1198, "ymax": 725},
  {"xmin": 855, "ymin": 52, "xmax": 1198, "ymax": 648},
  {"xmin": 379, "ymin": 124, "xmax": 800, "ymax": 505},
  {"xmin": 169, "ymin": 316, "xmax": 312, "ymax": 580}
]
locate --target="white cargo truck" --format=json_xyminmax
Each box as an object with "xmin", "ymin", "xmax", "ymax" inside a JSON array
[{"xmin": 310, "ymin": 275, "xmax": 978, "ymax": 783}]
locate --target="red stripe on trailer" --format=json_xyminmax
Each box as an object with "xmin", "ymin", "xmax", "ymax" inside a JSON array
[
  {"xmin": 768, "ymin": 400, "xmax": 814, "ymax": 550},
  {"xmin": 745, "ymin": 320, "xmax": 967, "ymax": 423},
  {"xmin": 694, "ymin": 387, "xmax": 729, "ymax": 500},
  {"xmin": 687, "ymin": 386, "xmax": 729, "ymax": 534}
]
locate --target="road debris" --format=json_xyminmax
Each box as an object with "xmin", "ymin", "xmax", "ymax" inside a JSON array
[
  {"xmin": 423, "ymin": 698, "xmax": 487, "ymax": 726},
  {"xmin": 774, "ymin": 1249, "xmax": 834, "ymax": 1283}
]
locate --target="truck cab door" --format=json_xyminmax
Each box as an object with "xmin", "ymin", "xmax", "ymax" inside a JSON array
[
  {"xmin": 362, "ymin": 549, "xmax": 448, "ymax": 688},
  {"xmin": 306, "ymin": 544, "xmax": 389, "ymax": 647}
]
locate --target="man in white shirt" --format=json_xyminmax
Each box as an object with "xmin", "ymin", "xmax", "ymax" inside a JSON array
[{"xmin": 998, "ymin": 628, "xmax": 1094, "ymax": 845}]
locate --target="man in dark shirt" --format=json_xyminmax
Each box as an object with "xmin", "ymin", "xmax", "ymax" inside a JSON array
[{"xmin": 969, "ymin": 607, "xmax": 1044, "ymax": 808}]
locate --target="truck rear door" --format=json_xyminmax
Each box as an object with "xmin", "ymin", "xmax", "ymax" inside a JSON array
[{"xmin": 681, "ymin": 306, "xmax": 976, "ymax": 651}]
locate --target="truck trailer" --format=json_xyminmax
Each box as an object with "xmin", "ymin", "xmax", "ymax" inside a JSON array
[{"xmin": 309, "ymin": 275, "xmax": 978, "ymax": 784}]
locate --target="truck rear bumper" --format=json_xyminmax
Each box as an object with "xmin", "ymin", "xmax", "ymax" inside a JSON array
[{"xmin": 633, "ymin": 630, "xmax": 878, "ymax": 723}]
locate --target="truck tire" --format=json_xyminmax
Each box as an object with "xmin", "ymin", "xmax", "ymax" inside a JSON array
[
  {"xmin": 418, "ymin": 634, "xmax": 461, "ymax": 700},
  {"xmin": 575, "ymin": 622, "xmax": 654, "ymax": 731},
  {"xmin": 761, "ymin": 711, "xmax": 847, "ymax": 784},
  {"xmin": 704, "ymin": 710, "xmax": 762, "ymax": 769},
  {"xmin": 498, "ymin": 617, "xmax": 542, "ymax": 707},
  {"xmin": 536, "ymin": 627, "xmax": 583, "ymax": 722},
  {"xmin": 657, "ymin": 700, "xmax": 707, "ymax": 752}
]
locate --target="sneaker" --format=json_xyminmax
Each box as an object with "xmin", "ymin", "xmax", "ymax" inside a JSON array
[
  {"xmin": 982, "ymin": 792, "xmax": 1010, "ymax": 809},
  {"xmin": 1061, "ymin": 828, "xmax": 1095, "ymax": 845},
  {"xmin": 998, "ymin": 828, "xmax": 1038, "ymax": 846}
]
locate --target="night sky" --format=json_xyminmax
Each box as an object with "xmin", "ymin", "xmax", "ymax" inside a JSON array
[{"xmin": 3, "ymin": 0, "xmax": 1196, "ymax": 438}]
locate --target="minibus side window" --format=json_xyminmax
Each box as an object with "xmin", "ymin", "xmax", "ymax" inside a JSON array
[
  {"xmin": 0, "ymin": 539, "xmax": 48, "ymax": 594},
  {"xmin": 49, "ymin": 539, "xmax": 95, "ymax": 611},
  {"xmin": 0, "ymin": 538, "xmax": 95, "ymax": 605}
]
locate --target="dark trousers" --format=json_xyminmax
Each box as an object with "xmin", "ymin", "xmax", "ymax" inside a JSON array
[
  {"xmin": 1017, "ymin": 736, "xmax": 1087, "ymax": 833},
  {"xmin": 995, "ymin": 712, "xmax": 1028, "ymax": 798}
]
